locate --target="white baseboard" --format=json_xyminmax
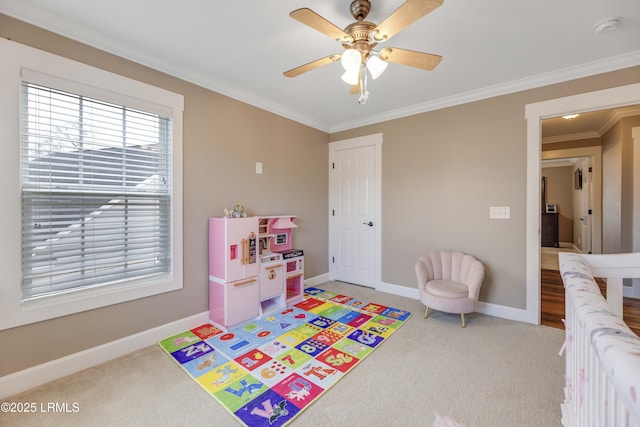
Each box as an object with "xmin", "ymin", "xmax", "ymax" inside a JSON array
[
  {"xmin": 1, "ymin": 274, "xmax": 533, "ymax": 400},
  {"xmin": 304, "ymin": 273, "xmax": 329, "ymax": 288},
  {"xmin": 0, "ymin": 311, "xmax": 210, "ymax": 400},
  {"xmin": 1, "ymin": 272, "xmax": 330, "ymax": 399},
  {"xmin": 378, "ymin": 281, "xmax": 419, "ymax": 299},
  {"xmin": 378, "ymin": 281, "xmax": 531, "ymax": 323},
  {"xmin": 475, "ymin": 301, "xmax": 531, "ymax": 323},
  {"xmin": 624, "ymin": 278, "xmax": 640, "ymax": 298}
]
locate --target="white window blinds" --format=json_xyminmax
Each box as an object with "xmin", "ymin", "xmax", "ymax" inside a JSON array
[{"xmin": 21, "ymin": 81, "xmax": 172, "ymax": 301}]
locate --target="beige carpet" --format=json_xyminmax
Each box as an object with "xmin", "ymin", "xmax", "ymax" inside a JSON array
[{"xmin": 2, "ymin": 281, "xmax": 565, "ymax": 427}]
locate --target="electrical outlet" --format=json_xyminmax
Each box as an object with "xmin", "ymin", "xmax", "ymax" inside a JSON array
[
  {"xmin": 490, "ymin": 206, "xmax": 510, "ymax": 219},
  {"xmin": 256, "ymin": 162, "xmax": 263, "ymax": 174}
]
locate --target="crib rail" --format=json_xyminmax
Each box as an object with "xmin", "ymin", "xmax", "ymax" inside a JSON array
[{"xmin": 559, "ymin": 252, "xmax": 640, "ymax": 427}]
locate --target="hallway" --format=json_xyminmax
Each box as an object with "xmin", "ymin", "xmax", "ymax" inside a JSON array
[{"xmin": 540, "ymin": 248, "xmax": 640, "ymax": 336}]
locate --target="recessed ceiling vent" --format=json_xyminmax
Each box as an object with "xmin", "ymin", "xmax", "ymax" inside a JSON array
[{"xmin": 594, "ymin": 17, "xmax": 621, "ymax": 34}]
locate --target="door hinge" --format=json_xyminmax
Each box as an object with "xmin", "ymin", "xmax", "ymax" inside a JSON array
[
  {"xmin": 588, "ymin": 167, "xmax": 593, "ymax": 173},
  {"xmin": 588, "ymin": 209, "xmax": 592, "ymax": 215},
  {"xmin": 332, "ymin": 162, "xmax": 335, "ymax": 169},
  {"xmin": 332, "ymin": 209, "xmax": 335, "ymax": 216},
  {"xmin": 332, "ymin": 257, "xmax": 335, "ymax": 263}
]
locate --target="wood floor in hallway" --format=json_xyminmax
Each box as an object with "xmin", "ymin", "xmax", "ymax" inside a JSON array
[{"xmin": 541, "ymin": 268, "xmax": 640, "ymax": 336}]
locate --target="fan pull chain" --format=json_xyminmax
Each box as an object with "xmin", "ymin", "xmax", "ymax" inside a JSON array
[{"xmin": 358, "ymin": 66, "xmax": 369, "ymax": 105}]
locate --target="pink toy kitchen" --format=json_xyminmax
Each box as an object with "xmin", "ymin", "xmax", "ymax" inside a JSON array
[{"xmin": 208, "ymin": 215, "xmax": 304, "ymax": 329}]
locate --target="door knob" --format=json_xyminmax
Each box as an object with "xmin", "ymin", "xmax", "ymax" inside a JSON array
[{"xmin": 363, "ymin": 221, "xmax": 373, "ymax": 227}]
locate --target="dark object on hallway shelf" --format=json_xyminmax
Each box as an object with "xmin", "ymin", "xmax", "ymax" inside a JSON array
[{"xmin": 541, "ymin": 212, "xmax": 559, "ymax": 248}]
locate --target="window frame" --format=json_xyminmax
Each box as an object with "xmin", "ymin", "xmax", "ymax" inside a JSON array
[{"xmin": 0, "ymin": 38, "xmax": 184, "ymax": 330}]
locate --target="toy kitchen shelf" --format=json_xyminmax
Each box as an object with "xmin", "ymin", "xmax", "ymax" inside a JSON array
[
  {"xmin": 258, "ymin": 215, "xmax": 304, "ymax": 307},
  {"xmin": 208, "ymin": 215, "xmax": 304, "ymax": 330}
]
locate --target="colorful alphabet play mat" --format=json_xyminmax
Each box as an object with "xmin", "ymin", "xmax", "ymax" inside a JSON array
[{"xmin": 159, "ymin": 287, "xmax": 411, "ymax": 426}]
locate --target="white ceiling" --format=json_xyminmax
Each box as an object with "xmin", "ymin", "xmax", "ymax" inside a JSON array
[{"xmin": 1, "ymin": 0, "xmax": 639, "ymax": 133}]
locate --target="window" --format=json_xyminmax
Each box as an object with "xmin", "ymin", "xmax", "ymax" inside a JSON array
[
  {"xmin": 0, "ymin": 39, "xmax": 183, "ymax": 330},
  {"xmin": 21, "ymin": 82, "xmax": 171, "ymax": 301}
]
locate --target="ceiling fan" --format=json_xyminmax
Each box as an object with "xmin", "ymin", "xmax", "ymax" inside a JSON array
[{"xmin": 284, "ymin": 0, "xmax": 444, "ymax": 104}]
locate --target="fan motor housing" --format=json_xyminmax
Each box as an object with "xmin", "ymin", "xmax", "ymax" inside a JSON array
[
  {"xmin": 350, "ymin": 0, "xmax": 371, "ymax": 21},
  {"xmin": 342, "ymin": 21, "xmax": 377, "ymax": 62},
  {"xmin": 283, "ymin": 0, "xmax": 443, "ymax": 79}
]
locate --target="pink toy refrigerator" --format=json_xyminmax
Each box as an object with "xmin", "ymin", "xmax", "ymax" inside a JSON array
[{"xmin": 208, "ymin": 217, "xmax": 259, "ymax": 328}]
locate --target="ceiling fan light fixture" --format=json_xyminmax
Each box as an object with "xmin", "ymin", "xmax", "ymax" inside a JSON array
[
  {"xmin": 285, "ymin": 1, "xmax": 444, "ymax": 104},
  {"xmin": 341, "ymin": 67, "xmax": 361, "ymax": 85},
  {"xmin": 340, "ymin": 48, "xmax": 362, "ymax": 71},
  {"xmin": 367, "ymin": 55, "xmax": 388, "ymax": 80}
]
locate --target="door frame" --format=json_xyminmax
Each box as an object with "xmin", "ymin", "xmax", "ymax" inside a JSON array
[
  {"xmin": 541, "ymin": 148, "xmax": 602, "ymax": 253},
  {"xmin": 328, "ymin": 133, "xmax": 383, "ymax": 288},
  {"xmin": 631, "ymin": 127, "xmax": 640, "ymax": 297},
  {"xmin": 582, "ymin": 156, "xmax": 593, "ymax": 254},
  {"xmin": 525, "ymin": 82, "xmax": 640, "ymax": 324}
]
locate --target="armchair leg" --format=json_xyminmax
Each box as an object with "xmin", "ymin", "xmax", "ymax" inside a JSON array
[
  {"xmin": 460, "ymin": 313, "xmax": 466, "ymax": 328},
  {"xmin": 424, "ymin": 306, "xmax": 429, "ymax": 319}
]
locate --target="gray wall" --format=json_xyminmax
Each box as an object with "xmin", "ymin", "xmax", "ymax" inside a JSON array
[
  {"xmin": 602, "ymin": 120, "xmax": 623, "ymax": 253},
  {"xmin": 602, "ymin": 115, "xmax": 640, "ymax": 254},
  {"xmin": 0, "ymin": 14, "xmax": 329, "ymax": 376},
  {"xmin": 331, "ymin": 67, "xmax": 640, "ymax": 309},
  {"xmin": 1, "ymin": 12, "xmax": 640, "ymax": 377},
  {"xmin": 621, "ymin": 116, "xmax": 640, "ymax": 253}
]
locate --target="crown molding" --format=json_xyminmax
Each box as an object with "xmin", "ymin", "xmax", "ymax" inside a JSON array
[
  {"xmin": 542, "ymin": 131, "xmax": 601, "ymax": 144},
  {"xmin": 598, "ymin": 105, "xmax": 640, "ymax": 135},
  {"xmin": 2, "ymin": 3, "xmax": 639, "ymax": 134},
  {"xmin": 0, "ymin": 3, "xmax": 330, "ymax": 132},
  {"xmin": 329, "ymin": 50, "xmax": 640, "ymax": 132},
  {"xmin": 541, "ymin": 105, "xmax": 640, "ymax": 144},
  {"xmin": 541, "ymin": 158, "xmax": 579, "ymax": 168}
]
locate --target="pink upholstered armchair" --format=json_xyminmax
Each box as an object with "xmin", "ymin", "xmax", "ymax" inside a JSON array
[{"xmin": 415, "ymin": 251, "xmax": 485, "ymax": 327}]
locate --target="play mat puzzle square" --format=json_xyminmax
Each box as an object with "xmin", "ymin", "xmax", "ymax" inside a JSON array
[{"xmin": 159, "ymin": 287, "xmax": 411, "ymax": 426}]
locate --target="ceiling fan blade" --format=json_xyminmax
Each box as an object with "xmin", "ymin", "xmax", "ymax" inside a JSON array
[
  {"xmin": 290, "ymin": 8, "xmax": 353, "ymax": 43},
  {"xmin": 283, "ymin": 54, "xmax": 341, "ymax": 78},
  {"xmin": 379, "ymin": 47, "xmax": 442, "ymax": 70},
  {"xmin": 372, "ymin": 0, "xmax": 444, "ymax": 42}
]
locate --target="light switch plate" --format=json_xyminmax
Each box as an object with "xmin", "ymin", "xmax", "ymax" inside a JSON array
[
  {"xmin": 490, "ymin": 206, "xmax": 510, "ymax": 219},
  {"xmin": 256, "ymin": 162, "xmax": 263, "ymax": 174}
]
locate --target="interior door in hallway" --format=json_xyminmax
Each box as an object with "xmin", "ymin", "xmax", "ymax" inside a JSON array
[
  {"xmin": 329, "ymin": 134, "xmax": 381, "ymax": 288},
  {"xmin": 581, "ymin": 157, "xmax": 593, "ymax": 254}
]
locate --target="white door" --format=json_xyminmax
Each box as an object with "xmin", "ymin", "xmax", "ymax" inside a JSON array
[
  {"xmin": 329, "ymin": 134, "xmax": 382, "ymax": 288},
  {"xmin": 581, "ymin": 159, "xmax": 593, "ymax": 254}
]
